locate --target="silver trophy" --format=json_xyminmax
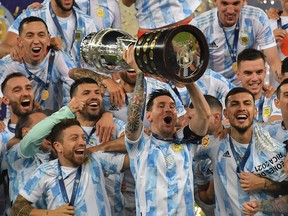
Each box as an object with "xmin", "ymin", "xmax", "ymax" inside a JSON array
[{"xmin": 80, "ymin": 25, "xmax": 209, "ymax": 83}]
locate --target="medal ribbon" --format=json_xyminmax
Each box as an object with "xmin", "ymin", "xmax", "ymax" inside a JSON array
[
  {"xmin": 229, "ymin": 135, "xmax": 252, "ymax": 177},
  {"xmin": 277, "ymin": 18, "xmax": 288, "ymax": 30},
  {"xmin": 23, "ymin": 49, "xmax": 55, "ymax": 105},
  {"xmin": 256, "ymin": 92, "xmax": 265, "ymax": 123},
  {"xmin": 218, "ymin": 14, "xmax": 240, "ymax": 64},
  {"xmin": 7, "ymin": 119, "xmax": 15, "ymax": 133},
  {"xmin": 57, "ymin": 160, "xmax": 82, "ymax": 206},
  {"xmin": 49, "ymin": 2, "xmax": 78, "ymax": 53},
  {"xmin": 82, "ymin": 126, "xmax": 96, "ymax": 144}
]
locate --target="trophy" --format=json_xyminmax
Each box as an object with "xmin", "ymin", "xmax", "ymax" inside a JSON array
[{"xmin": 80, "ymin": 25, "xmax": 209, "ymax": 83}]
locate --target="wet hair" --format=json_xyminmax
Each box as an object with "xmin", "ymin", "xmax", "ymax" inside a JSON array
[
  {"xmin": 282, "ymin": 57, "xmax": 288, "ymax": 76},
  {"xmin": 237, "ymin": 48, "xmax": 266, "ymax": 66},
  {"xmin": 146, "ymin": 89, "xmax": 175, "ymax": 111},
  {"xmin": 70, "ymin": 78, "xmax": 99, "ymax": 98},
  {"xmin": 1, "ymin": 72, "xmax": 26, "ymax": 94},
  {"xmin": 19, "ymin": 16, "xmax": 49, "ymax": 36},
  {"xmin": 276, "ymin": 78, "xmax": 288, "ymax": 99},
  {"xmin": 50, "ymin": 118, "xmax": 81, "ymax": 144},
  {"xmin": 15, "ymin": 110, "xmax": 46, "ymax": 139},
  {"xmin": 225, "ymin": 87, "xmax": 255, "ymax": 107}
]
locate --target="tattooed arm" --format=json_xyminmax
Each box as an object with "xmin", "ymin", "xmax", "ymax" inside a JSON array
[
  {"xmin": 69, "ymin": 68, "xmax": 125, "ymax": 108},
  {"xmin": 12, "ymin": 194, "xmax": 75, "ymax": 216},
  {"xmin": 123, "ymin": 46, "xmax": 145, "ymax": 141},
  {"xmin": 242, "ymin": 196, "xmax": 288, "ymax": 215}
]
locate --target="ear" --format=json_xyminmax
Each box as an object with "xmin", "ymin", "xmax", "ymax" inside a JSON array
[
  {"xmin": 253, "ymin": 107, "xmax": 257, "ymax": 119},
  {"xmin": 223, "ymin": 109, "xmax": 228, "ymax": 119},
  {"xmin": 53, "ymin": 142, "xmax": 63, "ymax": 154},
  {"xmin": 146, "ymin": 111, "xmax": 152, "ymax": 122},
  {"xmin": 2, "ymin": 96, "xmax": 10, "ymax": 105},
  {"xmin": 274, "ymin": 98, "xmax": 280, "ymax": 109},
  {"xmin": 17, "ymin": 37, "xmax": 23, "ymax": 47},
  {"xmin": 214, "ymin": 113, "xmax": 221, "ymax": 124}
]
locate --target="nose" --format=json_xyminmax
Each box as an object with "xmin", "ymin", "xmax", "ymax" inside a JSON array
[
  {"xmin": 32, "ymin": 35, "xmax": 40, "ymax": 43},
  {"xmin": 226, "ymin": 5, "xmax": 235, "ymax": 14}
]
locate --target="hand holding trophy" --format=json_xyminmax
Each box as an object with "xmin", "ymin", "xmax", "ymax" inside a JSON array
[{"xmin": 80, "ymin": 25, "xmax": 209, "ymax": 83}]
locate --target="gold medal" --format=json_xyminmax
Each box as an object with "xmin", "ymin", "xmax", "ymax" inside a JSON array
[
  {"xmin": 240, "ymin": 33, "xmax": 249, "ymax": 46},
  {"xmin": 201, "ymin": 136, "xmax": 210, "ymax": 147},
  {"xmin": 171, "ymin": 143, "xmax": 183, "ymax": 152},
  {"xmin": 96, "ymin": 8, "xmax": 105, "ymax": 18},
  {"xmin": 41, "ymin": 90, "xmax": 49, "ymax": 101},
  {"xmin": 232, "ymin": 62, "xmax": 238, "ymax": 72},
  {"xmin": 75, "ymin": 30, "xmax": 82, "ymax": 42}
]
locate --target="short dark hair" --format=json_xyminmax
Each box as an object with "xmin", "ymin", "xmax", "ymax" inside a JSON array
[
  {"xmin": 225, "ymin": 87, "xmax": 255, "ymax": 107},
  {"xmin": 204, "ymin": 95, "xmax": 223, "ymax": 112},
  {"xmin": 146, "ymin": 89, "xmax": 175, "ymax": 111},
  {"xmin": 276, "ymin": 78, "xmax": 288, "ymax": 99},
  {"xmin": 1, "ymin": 72, "xmax": 27, "ymax": 94},
  {"xmin": 282, "ymin": 57, "xmax": 288, "ymax": 76},
  {"xmin": 19, "ymin": 16, "xmax": 49, "ymax": 36},
  {"xmin": 237, "ymin": 48, "xmax": 266, "ymax": 66},
  {"xmin": 70, "ymin": 78, "xmax": 99, "ymax": 98},
  {"xmin": 15, "ymin": 110, "xmax": 46, "ymax": 139},
  {"xmin": 50, "ymin": 119, "xmax": 81, "ymax": 145}
]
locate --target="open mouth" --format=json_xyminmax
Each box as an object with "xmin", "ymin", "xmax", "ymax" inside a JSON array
[
  {"xmin": 89, "ymin": 101, "xmax": 99, "ymax": 108},
  {"xmin": 75, "ymin": 148, "xmax": 85, "ymax": 155},
  {"xmin": 235, "ymin": 114, "xmax": 248, "ymax": 121},
  {"xmin": 21, "ymin": 99, "xmax": 31, "ymax": 107},
  {"xmin": 164, "ymin": 116, "xmax": 172, "ymax": 124},
  {"xmin": 32, "ymin": 47, "xmax": 41, "ymax": 54}
]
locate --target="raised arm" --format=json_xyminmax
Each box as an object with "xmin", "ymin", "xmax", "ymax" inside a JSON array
[
  {"xmin": 185, "ymin": 82, "xmax": 211, "ymax": 136},
  {"xmin": 123, "ymin": 46, "xmax": 144, "ymax": 141}
]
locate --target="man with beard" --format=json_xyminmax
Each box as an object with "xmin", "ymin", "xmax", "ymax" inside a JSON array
[
  {"xmin": 123, "ymin": 45, "xmax": 211, "ymax": 215},
  {"xmin": 11, "ymin": 108, "xmax": 129, "ymax": 215},
  {"xmin": 0, "ymin": 17, "xmax": 75, "ymax": 111},
  {"xmin": 69, "ymin": 67, "xmax": 186, "ymax": 215},
  {"xmin": 190, "ymin": 0, "xmax": 282, "ymax": 85},
  {"xmin": 236, "ymin": 48, "xmax": 282, "ymax": 123},
  {"xmin": 194, "ymin": 87, "xmax": 287, "ymax": 215},
  {"xmin": 70, "ymin": 78, "xmax": 127, "ymax": 215},
  {"xmin": 0, "ymin": 0, "xmax": 97, "ymax": 68},
  {"xmin": 0, "ymin": 73, "xmax": 39, "ymax": 216}
]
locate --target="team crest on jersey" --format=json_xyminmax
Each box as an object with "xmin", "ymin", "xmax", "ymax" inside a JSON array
[
  {"xmin": 201, "ymin": 136, "xmax": 210, "ymax": 147},
  {"xmin": 239, "ymin": 33, "xmax": 249, "ymax": 46},
  {"xmin": 97, "ymin": 8, "xmax": 105, "ymax": 18},
  {"xmin": 263, "ymin": 107, "xmax": 271, "ymax": 118},
  {"xmin": 171, "ymin": 143, "xmax": 183, "ymax": 152}
]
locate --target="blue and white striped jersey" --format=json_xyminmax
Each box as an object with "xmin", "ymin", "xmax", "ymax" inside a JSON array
[
  {"xmin": 8, "ymin": 1, "xmax": 98, "ymax": 68},
  {"xmin": 125, "ymin": 127, "xmax": 200, "ymax": 216},
  {"xmin": 195, "ymin": 124, "xmax": 287, "ymax": 216},
  {"xmin": 134, "ymin": 0, "xmax": 202, "ymax": 29},
  {"xmin": 6, "ymin": 145, "xmax": 50, "ymax": 202},
  {"xmin": 20, "ymin": 152, "xmax": 124, "ymax": 216},
  {"xmin": 190, "ymin": 5, "xmax": 276, "ymax": 84},
  {"xmin": 254, "ymin": 93, "xmax": 281, "ymax": 123},
  {"xmin": 82, "ymin": 117, "xmax": 126, "ymax": 216},
  {"xmin": 175, "ymin": 69, "xmax": 235, "ymax": 108},
  {"xmin": 0, "ymin": 50, "xmax": 75, "ymax": 111},
  {"xmin": 263, "ymin": 120, "xmax": 288, "ymax": 143},
  {"xmin": 75, "ymin": 0, "xmax": 122, "ymax": 29}
]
